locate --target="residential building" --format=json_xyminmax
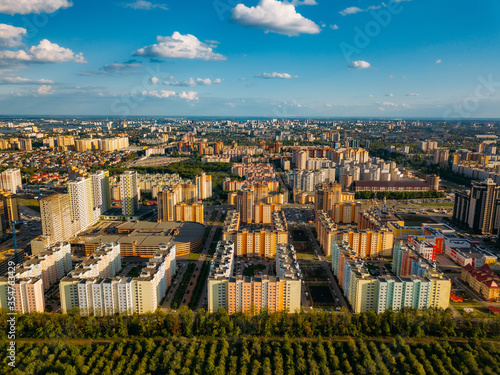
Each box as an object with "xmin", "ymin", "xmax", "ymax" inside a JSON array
[
  {"xmin": 0, "ymin": 168, "xmax": 22, "ymax": 193},
  {"xmin": 208, "ymin": 241, "xmax": 302, "ymax": 314},
  {"xmin": 121, "ymin": 171, "xmax": 139, "ymax": 216}
]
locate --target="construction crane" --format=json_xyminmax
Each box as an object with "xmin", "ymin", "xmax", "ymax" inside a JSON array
[{"xmin": 4, "ymin": 219, "xmax": 23, "ymax": 265}]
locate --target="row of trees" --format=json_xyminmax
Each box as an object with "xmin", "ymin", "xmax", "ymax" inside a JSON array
[
  {"xmin": 2, "ymin": 336, "xmax": 498, "ymax": 375},
  {"xmin": 2, "ymin": 309, "xmax": 499, "ymax": 340}
]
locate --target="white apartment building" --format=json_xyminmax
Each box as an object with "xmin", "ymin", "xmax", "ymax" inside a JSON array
[
  {"xmin": 60, "ymin": 244, "xmax": 176, "ymax": 315},
  {"xmin": 0, "ymin": 168, "xmax": 22, "ymax": 193}
]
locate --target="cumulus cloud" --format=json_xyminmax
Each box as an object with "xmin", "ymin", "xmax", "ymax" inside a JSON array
[
  {"xmin": 0, "ymin": 24, "xmax": 26, "ymax": 48},
  {"xmin": 142, "ymin": 90, "xmax": 198, "ymax": 101},
  {"xmin": 348, "ymin": 60, "xmax": 371, "ymax": 69},
  {"xmin": 124, "ymin": 1, "xmax": 167, "ymax": 10},
  {"xmin": 406, "ymin": 93, "xmax": 419, "ymax": 96},
  {"xmin": 142, "ymin": 90, "xmax": 175, "ymax": 98},
  {"xmin": 385, "ymin": 93, "xmax": 394, "ymax": 97},
  {"xmin": 0, "ymin": 0, "xmax": 72, "ymax": 15},
  {"xmin": 179, "ymin": 91, "xmax": 198, "ymax": 100},
  {"xmin": 150, "ymin": 76, "xmax": 159, "ymax": 85},
  {"xmin": 35, "ymin": 84, "xmax": 53, "ymax": 95},
  {"xmin": 254, "ymin": 72, "xmax": 298, "ymax": 79},
  {"xmin": 164, "ymin": 77, "xmax": 223, "ymax": 87},
  {"xmin": 133, "ymin": 32, "xmax": 226, "ymax": 61},
  {"xmin": 0, "ymin": 39, "xmax": 85, "ymax": 63},
  {"xmin": 330, "ymin": 24, "xmax": 339, "ymax": 30},
  {"xmin": 436, "ymin": 59, "xmax": 442, "ymax": 64},
  {"xmin": 0, "ymin": 76, "xmax": 54, "ymax": 84},
  {"xmin": 232, "ymin": 0, "xmax": 321, "ymax": 37}
]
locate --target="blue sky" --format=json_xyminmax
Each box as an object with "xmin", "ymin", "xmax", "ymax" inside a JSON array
[{"xmin": 1, "ymin": 0, "xmax": 500, "ymax": 118}]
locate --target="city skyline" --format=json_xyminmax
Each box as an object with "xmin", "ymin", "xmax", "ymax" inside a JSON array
[{"xmin": 0, "ymin": 0, "xmax": 499, "ymax": 118}]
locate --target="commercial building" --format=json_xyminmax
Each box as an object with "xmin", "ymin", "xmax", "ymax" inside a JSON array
[
  {"xmin": 208, "ymin": 241, "xmax": 302, "ymax": 314},
  {"xmin": 0, "ymin": 168, "xmax": 22, "ymax": 193},
  {"xmin": 83, "ymin": 220, "xmax": 205, "ymax": 257},
  {"xmin": 453, "ymin": 179, "xmax": 500, "ymax": 234},
  {"xmin": 60, "ymin": 244, "xmax": 176, "ymax": 315},
  {"xmin": 353, "ymin": 176, "xmax": 440, "ymax": 192}
]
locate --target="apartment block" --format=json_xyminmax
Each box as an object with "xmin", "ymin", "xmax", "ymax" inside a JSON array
[
  {"xmin": 332, "ymin": 241, "xmax": 450, "ymax": 313},
  {"xmin": 39, "ymin": 194, "xmax": 80, "ymax": 247},
  {"xmin": 0, "ymin": 277, "xmax": 45, "ymax": 313},
  {"xmin": 222, "ymin": 210, "xmax": 288, "ymax": 257},
  {"xmin": 208, "ymin": 241, "xmax": 301, "ymax": 314},
  {"xmin": 15, "ymin": 241, "xmax": 72, "ymax": 290},
  {"xmin": 0, "ymin": 168, "xmax": 22, "ymax": 193},
  {"xmin": 121, "ymin": 171, "xmax": 139, "ymax": 216},
  {"xmin": 60, "ymin": 244, "xmax": 175, "ymax": 315}
]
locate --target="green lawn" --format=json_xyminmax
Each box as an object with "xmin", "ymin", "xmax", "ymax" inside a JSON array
[
  {"xmin": 187, "ymin": 253, "xmax": 200, "ymax": 261},
  {"xmin": 19, "ymin": 198, "xmax": 40, "ymax": 212}
]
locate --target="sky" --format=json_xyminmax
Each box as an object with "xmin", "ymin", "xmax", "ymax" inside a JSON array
[{"xmin": 1, "ymin": 0, "xmax": 500, "ymax": 118}]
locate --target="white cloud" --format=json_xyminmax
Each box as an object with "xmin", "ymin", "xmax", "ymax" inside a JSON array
[
  {"xmin": 348, "ymin": 60, "xmax": 371, "ymax": 69},
  {"xmin": 164, "ymin": 77, "xmax": 223, "ymax": 87},
  {"xmin": 255, "ymin": 72, "xmax": 298, "ymax": 79},
  {"xmin": 0, "ymin": 39, "xmax": 85, "ymax": 63},
  {"xmin": 385, "ymin": 93, "xmax": 394, "ymax": 97},
  {"xmin": 0, "ymin": 0, "xmax": 72, "ymax": 15},
  {"xmin": 133, "ymin": 32, "xmax": 226, "ymax": 61},
  {"xmin": 406, "ymin": 93, "xmax": 419, "ymax": 96},
  {"xmin": 339, "ymin": 7, "xmax": 363, "ymax": 16},
  {"xmin": 436, "ymin": 59, "xmax": 442, "ymax": 64},
  {"xmin": 179, "ymin": 91, "xmax": 198, "ymax": 101},
  {"xmin": 380, "ymin": 101, "xmax": 397, "ymax": 107},
  {"xmin": 232, "ymin": 0, "xmax": 321, "ymax": 37},
  {"xmin": 0, "ymin": 76, "xmax": 54, "ymax": 84},
  {"xmin": 35, "ymin": 84, "xmax": 53, "ymax": 95},
  {"xmin": 124, "ymin": 1, "xmax": 167, "ymax": 11},
  {"xmin": 150, "ymin": 76, "xmax": 159, "ymax": 85},
  {"xmin": 330, "ymin": 24, "xmax": 339, "ymax": 30},
  {"xmin": 141, "ymin": 90, "xmax": 198, "ymax": 101},
  {"xmin": 339, "ymin": 4, "xmax": 385, "ymax": 16},
  {"xmin": 0, "ymin": 24, "xmax": 26, "ymax": 48},
  {"xmin": 142, "ymin": 90, "xmax": 176, "ymax": 98}
]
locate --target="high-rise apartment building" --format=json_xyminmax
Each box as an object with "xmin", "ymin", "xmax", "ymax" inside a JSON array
[
  {"xmin": 208, "ymin": 242, "xmax": 301, "ymax": 314},
  {"xmin": 92, "ymin": 170, "xmax": 111, "ymax": 215},
  {"xmin": 453, "ymin": 179, "xmax": 500, "ymax": 234},
  {"xmin": 60, "ymin": 244, "xmax": 175, "ymax": 315},
  {"xmin": 0, "ymin": 277, "xmax": 45, "ymax": 313},
  {"xmin": 157, "ymin": 183, "xmax": 204, "ymax": 223},
  {"xmin": 332, "ymin": 241, "xmax": 450, "ymax": 313},
  {"xmin": 40, "ymin": 194, "xmax": 80, "ymax": 246},
  {"xmin": 0, "ymin": 168, "xmax": 22, "ymax": 193},
  {"xmin": 15, "ymin": 241, "xmax": 72, "ymax": 290},
  {"xmin": 69, "ymin": 176, "xmax": 99, "ymax": 232},
  {"xmin": 195, "ymin": 172, "xmax": 212, "ymax": 200},
  {"xmin": 121, "ymin": 171, "xmax": 139, "ymax": 216}
]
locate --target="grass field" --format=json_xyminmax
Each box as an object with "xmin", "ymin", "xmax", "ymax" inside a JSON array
[{"xmin": 19, "ymin": 198, "xmax": 40, "ymax": 212}]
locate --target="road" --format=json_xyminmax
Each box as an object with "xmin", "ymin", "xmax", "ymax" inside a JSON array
[{"xmin": 181, "ymin": 209, "xmax": 222, "ymax": 309}]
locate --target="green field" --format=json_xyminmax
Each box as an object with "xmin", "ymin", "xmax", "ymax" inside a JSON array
[{"xmin": 18, "ymin": 198, "xmax": 40, "ymax": 212}]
